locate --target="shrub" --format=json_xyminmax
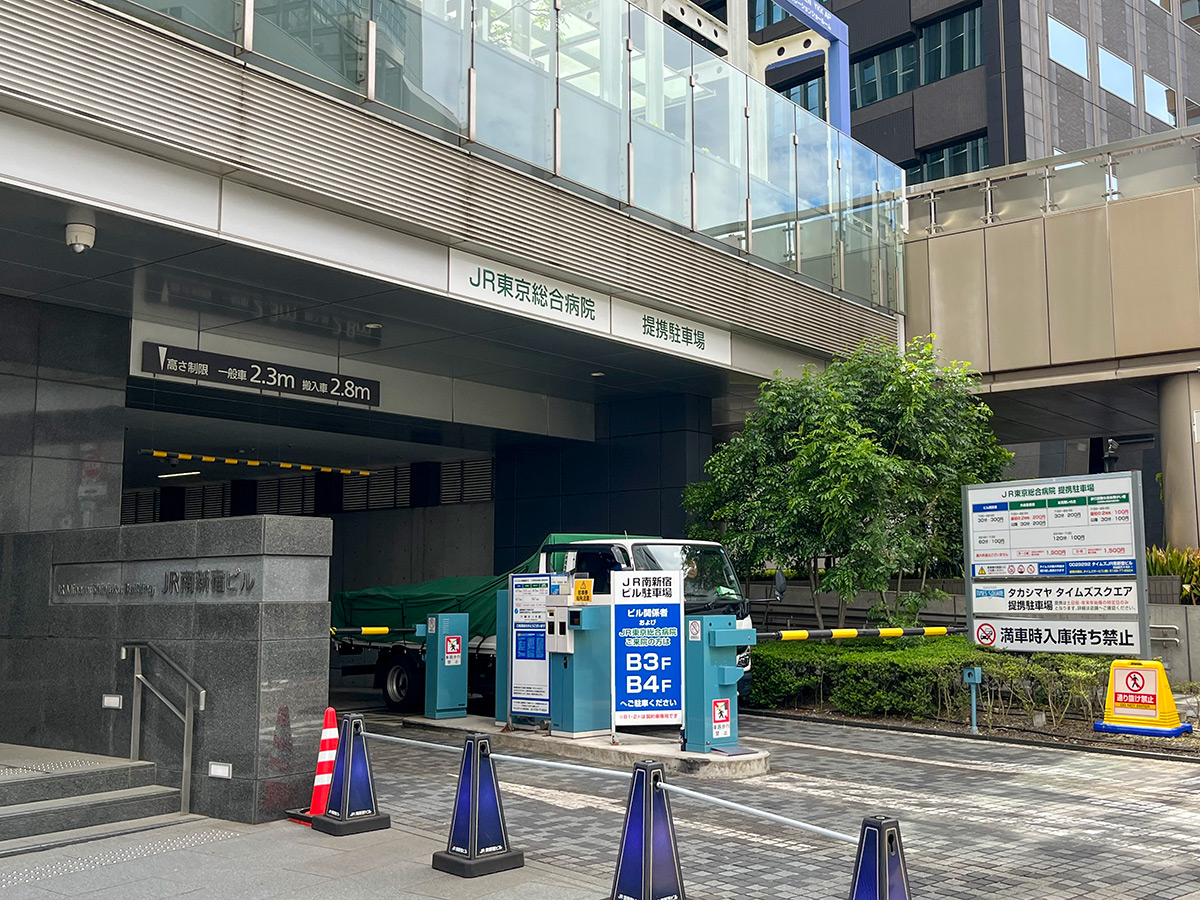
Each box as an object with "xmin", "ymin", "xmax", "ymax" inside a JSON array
[
  {"xmin": 1147, "ymin": 545, "xmax": 1200, "ymax": 603},
  {"xmin": 748, "ymin": 636, "xmax": 1111, "ymax": 723}
]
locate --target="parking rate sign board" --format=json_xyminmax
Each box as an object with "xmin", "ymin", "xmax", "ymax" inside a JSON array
[
  {"xmin": 510, "ymin": 575, "xmax": 551, "ymax": 717},
  {"xmin": 963, "ymin": 472, "xmax": 1149, "ymax": 658},
  {"xmin": 612, "ymin": 571, "xmax": 683, "ymax": 726},
  {"xmin": 966, "ymin": 473, "xmax": 1138, "ymax": 578}
]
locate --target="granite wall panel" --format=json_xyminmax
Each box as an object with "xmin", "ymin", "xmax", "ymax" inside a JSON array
[{"xmin": 0, "ymin": 516, "xmax": 332, "ymax": 824}]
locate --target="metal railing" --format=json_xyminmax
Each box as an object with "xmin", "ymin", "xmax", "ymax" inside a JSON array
[
  {"xmin": 906, "ymin": 124, "xmax": 1200, "ymax": 237},
  {"xmin": 362, "ymin": 729, "xmax": 855, "ymax": 845},
  {"xmin": 120, "ymin": 642, "xmax": 207, "ymax": 815}
]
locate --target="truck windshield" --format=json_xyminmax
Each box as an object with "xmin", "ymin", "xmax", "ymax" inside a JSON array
[{"xmin": 630, "ymin": 544, "xmax": 743, "ymax": 606}]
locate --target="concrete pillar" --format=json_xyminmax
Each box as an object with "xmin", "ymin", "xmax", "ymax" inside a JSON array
[{"xmin": 1159, "ymin": 372, "xmax": 1200, "ymax": 548}]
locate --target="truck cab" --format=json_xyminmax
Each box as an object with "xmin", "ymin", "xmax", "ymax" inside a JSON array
[{"xmin": 539, "ymin": 538, "xmax": 755, "ymax": 675}]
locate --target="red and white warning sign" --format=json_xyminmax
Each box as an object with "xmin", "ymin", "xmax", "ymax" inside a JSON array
[
  {"xmin": 688, "ymin": 620, "xmax": 702, "ymax": 642},
  {"xmin": 445, "ymin": 635, "xmax": 462, "ymax": 667},
  {"xmin": 975, "ymin": 622, "xmax": 997, "ymax": 646},
  {"xmin": 712, "ymin": 698, "xmax": 731, "ymax": 739},
  {"xmin": 1113, "ymin": 665, "xmax": 1157, "ymax": 717}
]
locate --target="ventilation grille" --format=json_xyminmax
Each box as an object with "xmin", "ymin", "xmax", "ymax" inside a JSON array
[
  {"xmin": 441, "ymin": 459, "xmax": 493, "ymax": 504},
  {"xmin": 121, "ymin": 489, "xmax": 159, "ymax": 524}
]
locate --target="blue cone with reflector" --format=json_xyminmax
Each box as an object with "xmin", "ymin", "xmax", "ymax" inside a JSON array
[
  {"xmin": 848, "ymin": 816, "xmax": 911, "ymax": 900},
  {"xmin": 610, "ymin": 761, "xmax": 686, "ymax": 900},
  {"xmin": 432, "ymin": 734, "xmax": 524, "ymax": 877},
  {"xmin": 311, "ymin": 714, "xmax": 390, "ymax": 836}
]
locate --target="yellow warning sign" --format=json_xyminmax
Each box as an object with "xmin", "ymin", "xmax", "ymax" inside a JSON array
[
  {"xmin": 1095, "ymin": 659, "xmax": 1193, "ymax": 737},
  {"xmin": 573, "ymin": 578, "xmax": 593, "ymax": 604}
]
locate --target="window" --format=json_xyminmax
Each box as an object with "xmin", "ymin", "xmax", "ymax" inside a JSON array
[
  {"xmin": 752, "ymin": 0, "xmax": 828, "ymax": 31},
  {"xmin": 921, "ymin": 6, "xmax": 984, "ymax": 83},
  {"xmin": 1097, "ymin": 47, "xmax": 1135, "ymax": 104},
  {"xmin": 1144, "ymin": 73, "xmax": 1177, "ymax": 124},
  {"xmin": 785, "ymin": 75, "xmax": 825, "ymax": 119},
  {"xmin": 843, "ymin": 5, "xmax": 982, "ymax": 112},
  {"xmin": 850, "ymin": 41, "xmax": 919, "ymax": 110},
  {"xmin": 1187, "ymin": 98, "xmax": 1200, "ymax": 126},
  {"xmin": 1047, "ymin": 16, "xmax": 1089, "ymax": 79},
  {"xmin": 907, "ymin": 134, "xmax": 989, "ymax": 184}
]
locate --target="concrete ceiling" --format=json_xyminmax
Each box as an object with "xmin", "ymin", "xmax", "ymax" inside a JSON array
[
  {"xmin": 0, "ymin": 183, "xmax": 753, "ymax": 407},
  {"xmin": 983, "ymin": 379, "xmax": 1159, "ymax": 443}
]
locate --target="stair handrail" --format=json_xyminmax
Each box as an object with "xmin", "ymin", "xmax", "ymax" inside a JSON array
[{"xmin": 120, "ymin": 641, "xmax": 207, "ymax": 815}]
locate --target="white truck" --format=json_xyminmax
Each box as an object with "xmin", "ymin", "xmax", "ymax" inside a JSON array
[{"xmin": 331, "ymin": 535, "xmax": 755, "ymax": 711}]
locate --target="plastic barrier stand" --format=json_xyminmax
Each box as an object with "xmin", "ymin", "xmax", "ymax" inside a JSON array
[{"xmin": 1094, "ymin": 659, "xmax": 1193, "ymax": 738}]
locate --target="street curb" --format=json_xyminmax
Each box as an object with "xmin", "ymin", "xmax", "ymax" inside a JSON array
[{"xmin": 742, "ymin": 709, "xmax": 1200, "ymax": 764}]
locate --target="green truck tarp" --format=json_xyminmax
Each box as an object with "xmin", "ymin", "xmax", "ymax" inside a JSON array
[{"xmin": 330, "ymin": 533, "xmax": 657, "ymax": 642}]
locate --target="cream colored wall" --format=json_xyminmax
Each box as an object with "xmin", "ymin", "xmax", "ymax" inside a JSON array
[{"xmin": 905, "ymin": 186, "xmax": 1200, "ymax": 376}]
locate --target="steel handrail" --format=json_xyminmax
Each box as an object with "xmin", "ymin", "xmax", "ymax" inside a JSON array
[{"xmin": 120, "ymin": 642, "xmax": 207, "ymax": 815}]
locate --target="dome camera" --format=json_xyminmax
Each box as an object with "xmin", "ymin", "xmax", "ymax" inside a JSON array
[{"xmin": 65, "ymin": 223, "xmax": 96, "ymax": 254}]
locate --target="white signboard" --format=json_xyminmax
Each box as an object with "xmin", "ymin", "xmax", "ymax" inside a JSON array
[
  {"xmin": 963, "ymin": 472, "xmax": 1150, "ymax": 658},
  {"xmin": 611, "ymin": 571, "xmax": 684, "ymax": 727},
  {"xmin": 450, "ymin": 250, "xmax": 733, "ymax": 369},
  {"xmin": 967, "ymin": 473, "xmax": 1137, "ymax": 577},
  {"xmin": 971, "ymin": 581, "xmax": 1140, "ymax": 616},
  {"xmin": 450, "ymin": 250, "xmax": 610, "ymax": 335},
  {"xmin": 510, "ymin": 574, "xmax": 552, "ymax": 717},
  {"xmin": 973, "ymin": 618, "xmax": 1142, "ymax": 655},
  {"xmin": 610, "ymin": 298, "xmax": 731, "ymax": 366}
]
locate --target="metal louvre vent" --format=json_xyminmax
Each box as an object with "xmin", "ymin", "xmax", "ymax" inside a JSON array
[
  {"xmin": 368, "ymin": 467, "xmax": 395, "ymax": 509},
  {"xmin": 462, "ymin": 459, "xmax": 493, "ymax": 503},
  {"xmin": 181, "ymin": 483, "xmax": 228, "ymax": 519},
  {"xmin": 395, "ymin": 465, "xmax": 411, "ymax": 508},
  {"xmin": 440, "ymin": 459, "xmax": 493, "ymax": 504},
  {"xmin": 257, "ymin": 479, "xmax": 279, "ymax": 514},
  {"xmin": 440, "ymin": 461, "xmax": 463, "ymax": 504},
  {"xmin": 342, "ymin": 473, "xmax": 369, "ymax": 511},
  {"xmin": 121, "ymin": 489, "xmax": 160, "ymax": 524}
]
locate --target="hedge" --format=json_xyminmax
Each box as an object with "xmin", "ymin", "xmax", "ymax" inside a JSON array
[{"xmin": 748, "ymin": 636, "xmax": 1113, "ymax": 724}]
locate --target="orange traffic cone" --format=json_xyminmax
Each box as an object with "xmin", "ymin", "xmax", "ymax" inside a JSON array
[{"xmin": 288, "ymin": 706, "xmax": 338, "ymax": 826}]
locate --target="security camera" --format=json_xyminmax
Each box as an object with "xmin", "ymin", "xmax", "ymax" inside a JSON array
[{"xmin": 65, "ymin": 223, "xmax": 95, "ymax": 254}]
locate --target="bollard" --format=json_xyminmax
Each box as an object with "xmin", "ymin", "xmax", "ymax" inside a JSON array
[
  {"xmin": 963, "ymin": 666, "xmax": 982, "ymax": 735},
  {"xmin": 311, "ymin": 715, "xmax": 391, "ymax": 836},
  {"xmin": 610, "ymin": 761, "xmax": 686, "ymax": 900},
  {"xmin": 848, "ymin": 816, "xmax": 911, "ymax": 900},
  {"xmin": 432, "ymin": 734, "xmax": 525, "ymax": 877}
]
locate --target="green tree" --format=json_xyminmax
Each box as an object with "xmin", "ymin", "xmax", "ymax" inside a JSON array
[{"xmin": 685, "ymin": 337, "xmax": 1011, "ymax": 627}]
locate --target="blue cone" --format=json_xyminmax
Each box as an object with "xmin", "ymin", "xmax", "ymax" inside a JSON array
[
  {"xmin": 312, "ymin": 714, "xmax": 391, "ymax": 836},
  {"xmin": 610, "ymin": 761, "xmax": 686, "ymax": 900},
  {"xmin": 848, "ymin": 816, "xmax": 911, "ymax": 900},
  {"xmin": 432, "ymin": 734, "xmax": 524, "ymax": 877}
]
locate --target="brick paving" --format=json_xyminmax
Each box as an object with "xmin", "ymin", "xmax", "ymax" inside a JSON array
[{"xmin": 1, "ymin": 713, "xmax": 1198, "ymax": 898}]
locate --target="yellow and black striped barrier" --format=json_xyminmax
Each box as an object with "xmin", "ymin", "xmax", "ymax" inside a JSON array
[
  {"xmin": 330, "ymin": 626, "xmax": 410, "ymax": 637},
  {"xmin": 758, "ymin": 626, "xmax": 968, "ymax": 642}
]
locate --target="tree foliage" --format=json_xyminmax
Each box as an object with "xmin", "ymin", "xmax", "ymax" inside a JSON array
[{"xmin": 685, "ymin": 337, "xmax": 1011, "ymax": 626}]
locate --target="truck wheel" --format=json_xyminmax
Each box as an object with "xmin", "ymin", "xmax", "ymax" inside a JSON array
[{"xmin": 381, "ymin": 654, "xmax": 422, "ymax": 712}]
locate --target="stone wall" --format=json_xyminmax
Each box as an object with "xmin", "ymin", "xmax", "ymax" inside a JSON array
[
  {"xmin": 0, "ymin": 295, "xmax": 128, "ymax": 533},
  {"xmin": 0, "ymin": 515, "xmax": 331, "ymax": 824}
]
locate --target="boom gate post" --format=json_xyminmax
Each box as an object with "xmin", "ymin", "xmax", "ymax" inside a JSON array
[
  {"xmin": 425, "ymin": 613, "xmax": 469, "ymax": 719},
  {"xmin": 683, "ymin": 615, "xmax": 755, "ymax": 753}
]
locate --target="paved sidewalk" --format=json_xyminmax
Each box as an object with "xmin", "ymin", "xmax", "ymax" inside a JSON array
[
  {"xmin": 4, "ymin": 714, "xmax": 1200, "ymax": 899},
  {"xmin": 0, "ymin": 818, "xmax": 609, "ymax": 900}
]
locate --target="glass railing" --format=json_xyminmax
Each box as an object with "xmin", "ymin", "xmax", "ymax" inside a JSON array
[
  {"xmin": 906, "ymin": 125, "xmax": 1200, "ymax": 238},
  {"xmin": 100, "ymin": 0, "xmax": 905, "ymax": 311}
]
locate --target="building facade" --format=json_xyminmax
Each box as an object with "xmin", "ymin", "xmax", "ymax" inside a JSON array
[
  {"xmin": 0, "ymin": 0, "xmax": 902, "ymax": 818},
  {"xmin": 759, "ymin": 0, "xmax": 1200, "ymax": 181}
]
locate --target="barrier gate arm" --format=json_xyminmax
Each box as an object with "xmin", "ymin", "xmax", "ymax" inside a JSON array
[{"xmin": 758, "ymin": 626, "xmax": 968, "ymax": 642}]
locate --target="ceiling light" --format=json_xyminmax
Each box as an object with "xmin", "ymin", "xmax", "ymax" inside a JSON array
[
  {"xmin": 364, "ymin": 322, "xmax": 383, "ymax": 330},
  {"xmin": 158, "ymin": 470, "xmax": 201, "ymax": 479},
  {"xmin": 590, "ymin": 371, "xmax": 605, "ymax": 377}
]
